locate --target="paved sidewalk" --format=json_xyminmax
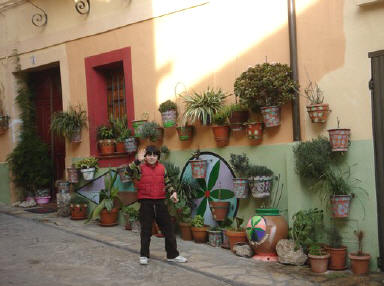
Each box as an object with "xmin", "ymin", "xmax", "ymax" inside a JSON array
[{"xmin": 1, "ymin": 203, "xmax": 384, "ymax": 286}]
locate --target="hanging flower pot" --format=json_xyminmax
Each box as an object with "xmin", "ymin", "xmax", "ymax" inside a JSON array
[
  {"xmin": 67, "ymin": 165, "xmax": 79, "ymax": 183},
  {"xmin": 260, "ymin": 106, "xmax": 281, "ymax": 127},
  {"xmin": 229, "ymin": 109, "xmax": 249, "ymax": 131},
  {"xmin": 232, "ymin": 178, "xmax": 249, "ymax": 198},
  {"xmin": 306, "ymin": 104, "xmax": 331, "ymax": 123},
  {"xmin": 211, "ymin": 125, "xmax": 230, "ymax": 146},
  {"xmin": 98, "ymin": 139, "xmax": 115, "ymax": 155},
  {"xmin": 117, "ymin": 166, "xmax": 131, "ymax": 183},
  {"xmin": 189, "ymin": 159, "xmax": 208, "ymax": 179},
  {"xmin": 0, "ymin": 114, "xmax": 10, "ymax": 135},
  {"xmin": 161, "ymin": 110, "xmax": 177, "ymax": 128},
  {"xmin": 131, "ymin": 119, "xmax": 147, "ymax": 138},
  {"xmin": 209, "ymin": 201, "xmax": 229, "ymax": 221},
  {"xmin": 124, "ymin": 137, "xmax": 137, "ymax": 153},
  {"xmin": 71, "ymin": 127, "xmax": 82, "ymax": 143},
  {"xmin": 328, "ymin": 128, "xmax": 351, "ymax": 152},
  {"xmin": 249, "ymin": 176, "xmax": 273, "ymax": 198},
  {"xmin": 331, "ymin": 195, "xmax": 352, "ymax": 218},
  {"xmin": 176, "ymin": 126, "xmax": 193, "ymax": 141},
  {"xmin": 245, "ymin": 122, "xmax": 263, "ymax": 141},
  {"xmin": 80, "ymin": 167, "xmax": 96, "ymax": 181}
]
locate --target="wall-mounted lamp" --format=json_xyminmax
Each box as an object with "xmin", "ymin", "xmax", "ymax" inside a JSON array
[
  {"xmin": 74, "ymin": 0, "xmax": 90, "ymax": 15},
  {"xmin": 29, "ymin": 1, "xmax": 47, "ymax": 27}
]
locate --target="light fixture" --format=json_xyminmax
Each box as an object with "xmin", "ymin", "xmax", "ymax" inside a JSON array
[{"xmin": 74, "ymin": 0, "xmax": 90, "ymax": 15}]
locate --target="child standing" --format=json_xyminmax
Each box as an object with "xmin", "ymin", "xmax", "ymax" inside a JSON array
[{"xmin": 126, "ymin": 145, "xmax": 187, "ymax": 265}]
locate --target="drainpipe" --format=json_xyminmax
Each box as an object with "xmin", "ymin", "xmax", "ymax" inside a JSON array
[{"xmin": 288, "ymin": 0, "xmax": 301, "ymax": 141}]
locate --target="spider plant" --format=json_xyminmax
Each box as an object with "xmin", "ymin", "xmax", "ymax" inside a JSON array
[
  {"xmin": 50, "ymin": 104, "xmax": 87, "ymax": 139},
  {"xmin": 181, "ymin": 87, "xmax": 227, "ymax": 126}
]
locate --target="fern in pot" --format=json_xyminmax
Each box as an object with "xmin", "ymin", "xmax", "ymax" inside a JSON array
[{"xmin": 50, "ymin": 104, "xmax": 87, "ymax": 143}]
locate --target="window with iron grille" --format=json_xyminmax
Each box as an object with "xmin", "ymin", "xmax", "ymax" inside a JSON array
[{"xmin": 106, "ymin": 67, "xmax": 126, "ymax": 121}]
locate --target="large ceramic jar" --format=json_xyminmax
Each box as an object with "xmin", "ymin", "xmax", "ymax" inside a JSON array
[{"xmin": 251, "ymin": 208, "xmax": 288, "ymax": 260}]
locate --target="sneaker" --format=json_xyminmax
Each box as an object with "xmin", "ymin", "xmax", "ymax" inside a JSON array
[
  {"xmin": 167, "ymin": 255, "xmax": 187, "ymax": 263},
  {"xmin": 139, "ymin": 257, "xmax": 148, "ymax": 265}
]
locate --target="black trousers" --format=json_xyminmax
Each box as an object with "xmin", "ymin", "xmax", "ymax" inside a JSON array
[{"xmin": 139, "ymin": 199, "xmax": 179, "ymax": 259}]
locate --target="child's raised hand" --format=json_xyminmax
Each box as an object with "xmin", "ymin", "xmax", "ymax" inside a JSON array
[{"xmin": 136, "ymin": 148, "xmax": 146, "ymax": 162}]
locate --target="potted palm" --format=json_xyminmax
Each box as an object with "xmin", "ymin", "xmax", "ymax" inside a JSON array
[
  {"xmin": 75, "ymin": 156, "xmax": 98, "ymax": 181},
  {"xmin": 349, "ymin": 230, "xmax": 371, "ymax": 274},
  {"xmin": 159, "ymin": 100, "xmax": 177, "ymax": 128},
  {"xmin": 181, "ymin": 87, "xmax": 227, "ymax": 126},
  {"xmin": 303, "ymin": 81, "xmax": 330, "ymax": 123},
  {"xmin": 97, "ymin": 125, "xmax": 115, "ymax": 155},
  {"xmin": 211, "ymin": 108, "xmax": 230, "ymax": 147},
  {"xmin": 86, "ymin": 169, "xmax": 123, "ymax": 226},
  {"xmin": 70, "ymin": 195, "xmax": 88, "ymax": 220},
  {"xmin": 229, "ymin": 153, "xmax": 250, "ymax": 198},
  {"xmin": 248, "ymin": 164, "xmax": 274, "ymax": 198},
  {"xmin": 308, "ymin": 243, "xmax": 330, "ymax": 273},
  {"xmin": 190, "ymin": 215, "xmax": 208, "ymax": 243},
  {"xmin": 50, "ymin": 104, "xmax": 87, "ymax": 143},
  {"xmin": 234, "ymin": 63, "xmax": 298, "ymax": 127}
]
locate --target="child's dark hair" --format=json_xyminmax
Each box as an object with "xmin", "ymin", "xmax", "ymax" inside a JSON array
[{"xmin": 144, "ymin": 145, "xmax": 161, "ymax": 159}]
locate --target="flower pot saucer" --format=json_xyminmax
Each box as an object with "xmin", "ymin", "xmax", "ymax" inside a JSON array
[
  {"xmin": 70, "ymin": 216, "xmax": 87, "ymax": 220},
  {"xmin": 99, "ymin": 222, "xmax": 118, "ymax": 227}
]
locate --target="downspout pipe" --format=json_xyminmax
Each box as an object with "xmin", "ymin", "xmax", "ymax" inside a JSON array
[{"xmin": 288, "ymin": 0, "xmax": 301, "ymax": 141}]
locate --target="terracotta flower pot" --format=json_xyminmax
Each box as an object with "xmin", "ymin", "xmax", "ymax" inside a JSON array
[
  {"xmin": 325, "ymin": 245, "xmax": 347, "ymax": 270},
  {"xmin": 211, "ymin": 125, "xmax": 230, "ymax": 146},
  {"xmin": 179, "ymin": 222, "xmax": 193, "ymax": 241},
  {"xmin": 229, "ymin": 110, "xmax": 249, "ymax": 131},
  {"xmin": 70, "ymin": 204, "xmax": 88, "ymax": 220},
  {"xmin": 191, "ymin": 226, "xmax": 208, "ymax": 243},
  {"xmin": 98, "ymin": 139, "xmax": 115, "ymax": 155},
  {"xmin": 115, "ymin": 141, "xmax": 126, "ymax": 153},
  {"xmin": 209, "ymin": 201, "xmax": 229, "ymax": 221},
  {"xmin": 225, "ymin": 229, "xmax": 247, "ymax": 252},
  {"xmin": 245, "ymin": 122, "xmax": 263, "ymax": 141},
  {"xmin": 308, "ymin": 253, "xmax": 330, "ymax": 273},
  {"xmin": 306, "ymin": 103, "xmax": 330, "ymax": 123},
  {"xmin": 260, "ymin": 106, "xmax": 281, "ymax": 127},
  {"xmin": 349, "ymin": 253, "xmax": 371, "ymax": 275},
  {"xmin": 100, "ymin": 208, "xmax": 119, "ymax": 226}
]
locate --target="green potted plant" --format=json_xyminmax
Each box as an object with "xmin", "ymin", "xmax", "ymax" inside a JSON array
[
  {"xmin": 228, "ymin": 102, "xmax": 249, "ymax": 131},
  {"xmin": 349, "ymin": 230, "xmax": 371, "ymax": 274},
  {"xmin": 159, "ymin": 100, "xmax": 177, "ymax": 128},
  {"xmin": 175, "ymin": 200, "xmax": 193, "ymax": 241},
  {"xmin": 86, "ymin": 169, "xmax": 123, "ymax": 226},
  {"xmin": 308, "ymin": 243, "xmax": 330, "ymax": 273},
  {"xmin": 97, "ymin": 125, "xmax": 115, "ymax": 155},
  {"xmin": 138, "ymin": 121, "xmax": 163, "ymax": 142},
  {"xmin": 70, "ymin": 195, "xmax": 88, "ymax": 220},
  {"xmin": 211, "ymin": 108, "xmax": 230, "ymax": 146},
  {"xmin": 190, "ymin": 215, "xmax": 208, "ymax": 243},
  {"xmin": 50, "ymin": 104, "xmax": 87, "ymax": 143},
  {"xmin": 328, "ymin": 117, "xmax": 351, "ymax": 152},
  {"xmin": 229, "ymin": 153, "xmax": 250, "ymax": 198},
  {"xmin": 302, "ymin": 81, "xmax": 330, "ymax": 123},
  {"xmin": 121, "ymin": 205, "xmax": 140, "ymax": 231},
  {"xmin": 181, "ymin": 87, "xmax": 227, "ymax": 126},
  {"xmin": 225, "ymin": 217, "xmax": 247, "ymax": 252},
  {"xmin": 324, "ymin": 222, "xmax": 347, "ymax": 270},
  {"xmin": 110, "ymin": 117, "xmax": 131, "ymax": 153},
  {"xmin": 234, "ymin": 63, "xmax": 298, "ymax": 127},
  {"xmin": 132, "ymin": 112, "xmax": 149, "ymax": 138},
  {"xmin": 247, "ymin": 164, "xmax": 274, "ymax": 198},
  {"xmin": 176, "ymin": 124, "xmax": 194, "ymax": 141},
  {"xmin": 75, "ymin": 156, "xmax": 98, "ymax": 181}
]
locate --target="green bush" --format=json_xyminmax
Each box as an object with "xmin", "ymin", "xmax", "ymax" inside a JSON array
[
  {"xmin": 97, "ymin": 125, "xmax": 115, "ymax": 140},
  {"xmin": 158, "ymin": 100, "xmax": 177, "ymax": 113},
  {"xmin": 229, "ymin": 153, "xmax": 250, "ymax": 178},
  {"xmin": 191, "ymin": 215, "xmax": 205, "ymax": 228},
  {"xmin": 248, "ymin": 165, "xmax": 273, "ymax": 177}
]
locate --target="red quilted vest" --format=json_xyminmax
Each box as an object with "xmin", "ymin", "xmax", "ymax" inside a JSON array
[{"xmin": 136, "ymin": 162, "xmax": 166, "ymax": 199}]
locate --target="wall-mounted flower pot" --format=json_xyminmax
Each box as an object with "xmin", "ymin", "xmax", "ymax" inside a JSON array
[
  {"xmin": 331, "ymin": 195, "xmax": 352, "ymax": 218},
  {"xmin": 245, "ymin": 122, "xmax": 263, "ymax": 141},
  {"xmin": 80, "ymin": 167, "xmax": 95, "ymax": 181},
  {"xmin": 260, "ymin": 106, "xmax": 281, "ymax": 127},
  {"xmin": 306, "ymin": 104, "xmax": 331, "ymax": 123},
  {"xmin": 67, "ymin": 166, "xmax": 79, "ymax": 183},
  {"xmin": 131, "ymin": 119, "xmax": 147, "ymax": 138},
  {"xmin": 98, "ymin": 139, "xmax": 115, "ymax": 155},
  {"xmin": 0, "ymin": 114, "xmax": 10, "ymax": 135},
  {"xmin": 349, "ymin": 253, "xmax": 371, "ymax": 275},
  {"xmin": 70, "ymin": 204, "xmax": 88, "ymax": 220},
  {"xmin": 209, "ymin": 201, "xmax": 229, "ymax": 221},
  {"xmin": 328, "ymin": 128, "xmax": 351, "ymax": 152},
  {"xmin": 249, "ymin": 176, "xmax": 273, "ymax": 198},
  {"xmin": 229, "ymin": 110, "xmax": 249, "ymax": 131},
  {"xmin": 232, "ymin": 178, "xmax": 249, "ymax": 198},
  {"xmin": 117, "ymin": 167, "xmax": 131, "ymax": 183},
  {"xmin": 161, "ymin": 110, "xmax": 177, "ymax": 128},
  {"xmin": 308, "ymin": 253, "xmax": 330, "ymax": 273},
  {"xmin": 70, "ymin": 128, "xmax": 82, "ymax": 143},
  {"xmin": 124, "ymin": 137, "xmax": 137, "ymax": 153},
  {"xmin": 189, "ymin": 159, "xmax": 208, "ymax": 179},
  {"xmin": 176, "ymin": 126, "xmax": 193, "ymax": 141},
  {"xmin": 211, "ymin": 125, "xmax": 230, "ymax": 146}
]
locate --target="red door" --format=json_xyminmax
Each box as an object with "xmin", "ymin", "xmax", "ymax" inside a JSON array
[{"xmin": 31, "ymin": 67, "xmax": 65, "ymax": 197}]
